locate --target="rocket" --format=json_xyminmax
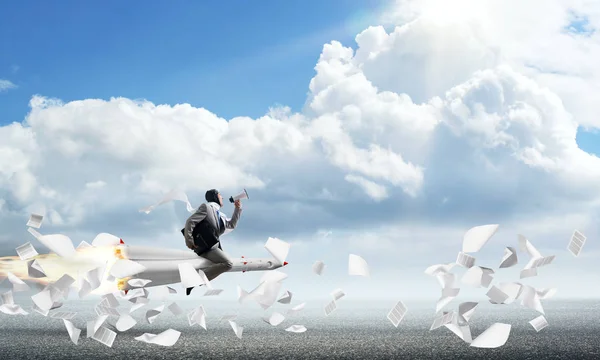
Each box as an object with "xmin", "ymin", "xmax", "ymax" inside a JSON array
[{"xmin": 113, "ymin": 244, "xmax": 288, "ymax": 291}]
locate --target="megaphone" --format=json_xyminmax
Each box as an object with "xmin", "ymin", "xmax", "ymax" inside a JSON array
[{"xmin": 229, "ymin": 189, "xmax": 249, "ymax": 203}]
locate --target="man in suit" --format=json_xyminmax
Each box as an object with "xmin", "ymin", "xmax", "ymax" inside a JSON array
[{"xmin": 183, "ymin": 189, "xmax": 242, "ymax": 295}]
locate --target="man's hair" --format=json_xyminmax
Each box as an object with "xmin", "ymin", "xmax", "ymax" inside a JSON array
[{"xmin": 205, "ymin": 189, "xmax": 220, "ymax": 203}]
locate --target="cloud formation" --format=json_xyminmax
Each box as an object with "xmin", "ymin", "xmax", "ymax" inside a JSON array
[{"xmin": 0, "ymin": 79, "xmax": 16, "ymax": 92}]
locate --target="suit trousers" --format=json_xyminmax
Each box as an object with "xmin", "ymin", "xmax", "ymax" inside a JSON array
[{"xmin": 198, "ymin": 243, "xmax": 233, "ymax": 281}]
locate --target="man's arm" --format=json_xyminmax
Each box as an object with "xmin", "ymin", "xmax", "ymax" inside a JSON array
[
  {"xmin": 184, "ymin": 203, "xmax": 208, "ymax": 249},
  {"xmin": 223, "ymin": 202, "xmax": 242, "ymax": 230}
]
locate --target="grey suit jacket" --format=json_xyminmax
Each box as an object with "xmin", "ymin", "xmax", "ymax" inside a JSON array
[{"xmin": 184, "ymin": 202, "xmax": 242, "ymax": 250}]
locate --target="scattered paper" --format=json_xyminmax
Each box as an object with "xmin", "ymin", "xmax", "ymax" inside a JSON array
[
  {"xmin": 178, "ymin": 263, "xmax": 205, "ymax": 288},
  {"xmin": 16, "ymin": 242, "xmax": 39, "ymax": 260},
  {"xmin": 568, "ymin": 230, "xmax": 586, "ymax": 257},
  {"xmin": 287, "ymin": 302, "xmax": 306, "ymax": 316},
  {"xmin": 96, "ymin": 305, "xmax": 120, "ymax": 317},
  {"xmin": 264, "ymin": 237, "xmax": 291, "ymax": 264},
  {"xmin": 471, "ymin": 323, "xmax": 511, "ymax": 348},
  {"xmin": 529, "ymin": 315, "xmax": 549, "ymax": 332},
  {"xmin": 27, "ymin": 259, "xmax": 47, "ymax": 278},
  {"xmin": 518, "ymin": 235, "xmax": 542, "ymax": 258},
  {"xmin": 91, "ymin": 326, "xmax": 117, "ymax": 347},
  {"xmin": 135, "ymin": 329, "xmax": 181, "ymax": 347},
  {"xmin": 387, "ymin": 301, "xmax": 407, "ymax": 327},
  {"xmin": 462, "ymin": 224, "xmax": 499, "ymax": 253},
  {"xmin": 520, "ymin": 268, "xmax": 538, "ymax": 279},
  {"xmin": 461, "ymin": 266, "xmax": 494, "ymax": 288},
  {"xmin": 87, "ymin": 315, "xmax": 109, "ymax": 338},
  {"xmin": 116, "ymin": 314, "xmax": 137, "ymax": 331},
  {"xmin": 430, "ymin": 311, "xmax": 456, "ymax": 330},
  {"xmin": 86, "ymin": 263, "xmax": 107, "ymax": 291},
  {"xmin": 456, "ymin": 252, "xmax": 475, "ymax": 268},
  {"xmin": 91, "ymin": 233, "xmax": 122, "ymax": 247},
  {"xmin": 101, "ymin": 293, "xmax": 120, "ymax": 308},
  {"xmin": 139, "ymin": 188, "xmax": 194, "ymax": 214},
  {"xmin": 33, "ymin": 303, "xmax": 49, "ymax": 316},
  {"xmin": 499, "ymin": 247, "xmax": 518, "ymax": 268},
  {"xmin": 145, "ymin": 305, "xmax": 165, "ymax": 324},
  {"xmin": 204, "ymin": 289, "xmax": 224, "ymax": 296},
  {"xmin": 109, "ymin": 259, "xmax": 146, "ymax": 279},
  {"xmin": 487, "ymin": 286, "xmax": 510, "ymax": 304},
  {"xmin": 168, "ymin": 302, "xmax": 183, "ymax": 316},
  {"xmin": 313, "ymin": 261, "xmax": 325, "ymax": 275},
  {"xmin": 436, "ymin": 272, "xmax": 456, "ymax": 289},
  {"xmin": 496, "ymin": 283, "xmax": 522, "ymax": 304},
  {"xmin": 1, "ymin": 291, "xmax": 14, "ymax": 305},
  {"xmin": 331, "ymin": 288, "xmax": 345, "ymax": 301},
  {"xmin": 424, "ymin": 263, "xmax": 456, "ymax": 276},
  {"xmin": 229, "ymin": 320, "xmax": 243, "ymax": 339},
  {"xmin": 31, "ymin": 232, "xmax": 77, "ymax": 258},
  {"xmin": 189, "ymin": 306, "xmax": 207, "ymax": 330},
  {"xmin": 348, "ymin": 254, "xmax": 369, "ymax": 276},
  {"xmin": 324, "ymin": 300, "xmax": 337, "ymax": 316},
  {"xmin": 0, "ymin": 304, "xmax": 29, "ymax": 315},
  {"xmin": 78, "ymin": 279, "xmax": 92, "ymax": 299},
  {"xmin": 263, "ymin": 312, "xmax": 285, "ymax": 326},
  {"xmin": 27, "ymin": 213, "xmax": 44, "ymax": 228},
  {"xmin": 278, "ymin": 290, "xmax": 292, "ymax": 304},
  {"xmin": 458, "ymin": 302, "xmax": 478, "ymax": 322},
  {"xmin": 63, "ymin": 319, "xmax": 81, "ymax": 345},
  {"xmin": 285, "ymin": 325, "xmax": 307, "ymax": 333},
  {"xmin": 128, "ymin": 278, "xmax": 152, "ymax": 287},
  {"xmin": 7, "ymin": 272, "xmax": 30, "ymax": 292},
  {"xmin": 519, "ymin": 285, "xmax": 545, "ymax": 314}
]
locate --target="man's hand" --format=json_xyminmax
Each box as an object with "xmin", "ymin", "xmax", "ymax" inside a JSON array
[
  {"xmin": 187, "ymin": 243, "xmax": 197, "ymax": 250},
  {"xmin": 234, "ymin": 199, "xmax": 242, "ymax": 209}
]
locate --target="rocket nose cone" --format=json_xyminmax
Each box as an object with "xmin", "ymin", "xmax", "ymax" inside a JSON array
[{"xmin": 283, "ymin": 261, "xmax": 288, "ymax": 266}]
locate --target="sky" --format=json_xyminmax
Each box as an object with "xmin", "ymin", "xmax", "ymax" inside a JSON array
[{"xmin": 1, "ymin": 0, "xmax": 600, "ymax": 306}]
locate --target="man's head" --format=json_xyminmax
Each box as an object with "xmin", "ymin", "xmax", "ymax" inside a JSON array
[{"xmin": 205, "ymin": 189, "xmax": 223, "ymax": 207}]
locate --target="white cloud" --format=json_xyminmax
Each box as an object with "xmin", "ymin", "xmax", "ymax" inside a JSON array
[
  {"xmin": 0, "ymin": 79, "xmax": 16, "ymax": 92},
  {"xmin": 0, "ymin": 0, "xmax": 599, "ymax": 298}
]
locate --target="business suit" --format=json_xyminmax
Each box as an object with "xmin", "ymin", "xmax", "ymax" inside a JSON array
[{"xmin": 183, "ymin": 202, "xmax": 242, "ymax": 281}]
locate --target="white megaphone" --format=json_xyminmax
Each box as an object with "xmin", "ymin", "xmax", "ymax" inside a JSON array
[{"xmin": 229, "ymin": 189, "xmax": 249, "ymax": 203}]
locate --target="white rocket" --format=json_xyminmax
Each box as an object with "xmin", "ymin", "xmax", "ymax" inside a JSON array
[{"xmin": 113, "ymin": 244, "xmax": 288, "ymax": 292}]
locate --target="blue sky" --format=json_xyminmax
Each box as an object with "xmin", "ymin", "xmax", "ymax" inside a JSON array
[{"xmin": 0, "ymin": 0, "xmax": 385, "ymax": 122}]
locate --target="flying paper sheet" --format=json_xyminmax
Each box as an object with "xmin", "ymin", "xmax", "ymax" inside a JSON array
[
  {"xmin": 264, "ymin": 237, "xmax": 291, "ymax": 264},
  {"xmin": 50, "ymin": 311, "xmax": 77, "ymax": 320},
  {"xmin": 76, "ymin": 241, "xmax": 92, "ymax": 249},
  {"xmin": 204, "ymin": 289, "xmax": 224, "ymax": 296},
  {"xmin": 470, "ymin": 323, "xmax": 511, "ymax": 348},
  {"xmin": 87, "ymin": 315, "xmax": 109, "ymax": 338},
  {"xmin": 101, "ymin": 293, "xmax": 120, "ymax": 308},
  {"xmin": 7, "ymin": 272, "xmax": 30, "ymax": 292},
  {"xmin": 96, "ymin": 305, "xmax": 120, "ymax": 317},
  {"xmin": 436, "ymin": 272, "xmax": 456, "ymax": 289},
  {"xmin": 436, "ymin": 288, "xmax": 460, "ymax": 313},
  {"xmin": 285, "ymin": 325, "xmax": 307, "ymax": 333},
  {"xmin": 145, "ymin": 305, "xmax": 165, "ymax": 324},
  {"xmin": 0, "ymin": 304, "xmax": 29, "ymax": 315},
  {"xmin": 520, "ymin": 268, "xmax": 537, "ymax": 279},
  {"xmin": 178, "ymin": 263, "xmax": 205, "ymax": 288},
  {"xmin": 461, "ymin": 266, "xmax": 494, "ymax": 288},
  {"xmin": 168, "ymin": 302, "xmax": 183, "ymax": 316},
  {"xmin": 529, "ymin": 255, "xmax": 555, "ymax": 269},
  {"xmin": 27, "ymin": 259, "xmax": 46, "ymax": 278},
  {"xmin": 324, "ymin": 300, "xmax": 337, "ymax": 316},
  {"xmin": 487, "ymin": 286, "xmax": 510, "ymax": 304},
  {"xmin": 54, "ymin": 274, "xmax": 75, "ymax": 292},
  {"xmin": 348, "ymin": 254, "xmax": 369, "ymax": 276},
  {"xmin": 445, "ymin": 321, "xmax": 473, "ymax": 343},
  {"xmin": 518, "ymin": 234, "xmax": 542, "ymax": 258},
  {"xmin": 456, "ymin": 252, "xmax": 475, "ymax": 268},
  {"xmin": 496, "ymin": 283, "xmax": 522, "ymax": 304},
  {"xmin": 458, "ymin": 302, "xmax": 478, "ymax": 322},
  {"xmin": 286, "ymin": 302, "xmax": 306, "ymax": 316},
  {"xmin": 257, "ymin": 281, "xmax": 284, "ymax": 310},
  {"xmin": 189, "ymin": 306, "xmax": 207, "ymax": 330},
  {"xmin": 462, "ymin": 224, "xmax": 499, "ymax": 253},
  {"xmin": 78, "ymin": 279, "xmax": 92, "ymax": 299},
  {"xmin": 568, "ymin": 230, "xmax": 586, "ymax": 257},
  {"xmin": 135, "ymin": 329, "xmax": 182, "ymax": 347},
  {"xmin": 128, "ymin": 279, "xmax": 152, "ymax": 287},
  {"xmin": 16, "ymin": 242, "xmax": 39, "ymax": 260},
  {"xmin": 313, "ymin": 261, "xmax": 325, "ymax": 275},
  {"xmin": 110, "ymin": 259, "xmax": 146, "ymax": 278},
  {"xmin": 229, "ymin": 320, "xmax": 244, "ymax": 339},
  {"xmin": 91, "ymin": 326, "xmax": 117, "ymax": 347},
  {"xmin": 430, "ymin": 311, "xmax": 456, "ymax": 330},
  {"xmin": 519, "ymin": 285, "xmax": 545, "ymax": 314},
  {"xmin": 278, "ymin": 290, "xmax": 292, "ymax": 304},
  {"xmin": 139, "ymin": 189, "xmax": 194, "ymax": 214},
  {"xmin": 86, "ymin": 263, "xmax": 107, "ymax": 291},
  {"xmin": 27, "ymin": 213, "xmax": 44, "ymax": 228},
  {"xmin": 499, "ymin": 247, "xmax": 518, "ymax": 268},
  {"xmin": 529, "ymin": 315, "xmax": 549, "ymax": 332},
  {"xmin": 424, "ymin": 263, "xmax": 456, "ymax": 276},
  {"xmin": 331, "ymin": 288, "xmax": 345, "ymax": 301},
  {"xmin": 116, "ymin": 314, "xmax": 137, "ymax": 331},
  {"xmin": 63, "ymin": 319, "xmax": 81, "ymax": 345},
  {"xmin": 387, "ymin": 301, "xmax": 407, "ymax": 328},
  {"xmin": 536, "ymin": 288, "xmax": 557, "ymax": 300},
  {"xmin": 263, "ymin": 312, "xmax": 285, "ymax": 326},
  {"xmin": 130, "ymin": 302, "xmax": 148, "ymax": 314},
  {"xmin": 33, "ymin": 303, "xmax": 49, "ymax": 316},
  {"xmin": 1, "ymin": 290, "xmax": 14, "ymax": 305},
  {"xmin": 30, "ymin": 232, "xmax": 76, "ymax": 258},
  {"xmin": 92, "ymin": 233, "xmax": 122, "ymax": 247}
]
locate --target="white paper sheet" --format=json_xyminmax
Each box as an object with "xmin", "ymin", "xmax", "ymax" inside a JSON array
[
  {"xmin": 424, "ymin": 263, "xmax": 456, "ymax": 276},
  {"xmin": 178, "ymin": 263, "xmax": 205, "ymax": 288},
  {"xmin": 263, "ymin": 312, "xmax": 285, "ymax": 326},
  {"xmin": 519, "ymin": 285, "xmax": 545, "ymax": 314},
  {"xmin": 529, "ymin": 315, "xmax": 549, "ymax": 332},
  {"xmin": 135, "ymin": 329, "xmax": 181, "ymax": 346},
  {"xmin": 86, "ymin": 263, "xmax": 107, "ymax": 291},
  {"xmin": 264, "ymin": 237, "xmax": 291, "ymax": 264},
  {"xmin": 520, "ymin": 268, "xmax": 538, "ymax": 279},
  {"xmin": 128, "ymin": 278, "xmax": 152, "ymax": 287},
  {"xmin": 286, "ymin": 302, "xmax": 306, "ymax": 316},
  {"xmin": 78, "ymin": 279, "xmax": 92, "ymax": 299},
  {"xmin": 1, "ymin": 290, "xmax": 14, "ymax": 305},
  {"xmin": 536, "ymin": 288, "xmax": 557, "ymax": 300},
  {"xmin": 189, "ymin": 306, "xmax": 207, "ymax": 330},
  {"xmin": 331, "ymin": 288, "xmax": 345, "ymax": 301},
  {"xmin": 462, "ymin": 224, "xmax": 499, "ymax": 253},
  {"xmin": 16, "ymin": 242, "xmax": 39, "ymax": 260},
  {"xmin": 116, "ymin": 314, "xmax": 137, "ymax": 331},
  {"xmin": 229, "ymin": 320, "xmax": 243, "ymax": 339},
  {"xmin": 387, "ymin": 301, "xmax": 407, "ymax": 327},
  {"xmin": 27, "ymin": 213, "xmax": 44, "ymax": 228},
  {"xmin": 456, "ymin": 252, "xmax": 475, "ymax": 268},
  {"xmin": 31, "ymin": 289, "xmax": 53, "ymax": 311},
  {"xmin": 31, "ymin": 232, "xmax": 76, "ymax": 258},
  {"xmin": 145, "ymin": 305, "xmax": 165, "ymax": 324},
  {"xmin": 324, "ymin": 299, "xmax": 337, "ymax": 316},
  {"xmin": 91, "ymin": 233, "xmax": 122, "ymax": 247},
  {"xmin": 76, "ymin": 241, "xmax": 92, "ymax": 249},
  {"xmin": 87, "ymin": 315, "xmax": 109, "ymax": 338},
  {"xmin": 7, "ymin": 272, "xmax": 30, "ymax": 292},
  {"xmin": 436, "ymin": 289, "xmax": 459, "ymax": 313},
  {"xmin": 470, "ymin": 323, "xmax": 511, "ymax": 348},
  {"xmin": 95, "ymin": 305, "xmax": 120, "ymax": 317},
  {"xmin": 436, "ymin": 272, "xmax": 456, "ymax": 289},
  {"xmin": 496, "ymin": 282, "xmax": 522, "ymax": 304},
  {"xmin": 458, "ymin": 302, "xmax": 478, "ymax": 322},
  {"xmin": 101, "ymin": 293, "xmax": 120, "ymax": 308},
  {"xmin": 130, "ymin": 302, "xmax": 147, "ymax": 314},
  {"xmin": 285, "ymin": 325, "xmax": 307, "ymax": 333},
  {"xmin": 348, "ymin": 254, "xmax": 369, "ymax": 276},
  {"xmin": 499, "ymin": 247, "xmax": 518, "ymax": 268},
  {"xmin": 278, "ymin": 290, "xmax": 292, "ymax": 304},
  {"xmin": 518, "ymin": 234, "xmax": 542, "ymax": 258},
  {"xmin": 430, "ymin": 311, "xmax": 456, "ymax": 330},
  {"xmin": 487, "ymin": 286, "xmax": 510, "ymax": 304},
  {"xmin": 0, "ymin": 304, "xmax": 29, "ymax": 315},
  {"xmin": 568, "ymin": 230, "xmax": 586, "ymax": 257},
  {"xmin": 63, "ymin": 319, "xmax": 81, "ymax": 345},
  {"xmin": 33, "ymin": 303, "xmax": 49, "ymax": 316},
  {"xmin": 27, "ymin": 259, "xmax": 46, "ymax": 278},
  {"xmin": 109, "ymin": 259, "xmax": 146, "ymax": 279},
  {"xmin": 139, "ymin": 189, "xmax": 195, "ymax": 214},
  {"xmin": 91, "ymin": 326, "xmax": 117, "ymax": 347},
  {"xmin": 312, "ymin": 260, "xmax": 325, "ymax": 275},
  {"xmin": 461, "ymin": 266, "xmax": 494, "ymax": 288}
]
